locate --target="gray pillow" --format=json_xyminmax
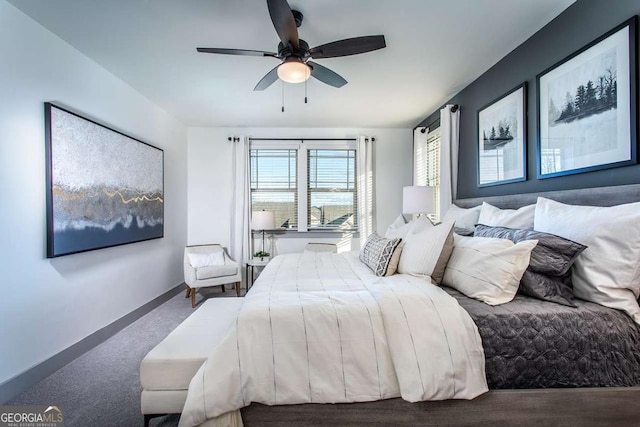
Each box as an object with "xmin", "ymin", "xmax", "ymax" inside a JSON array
[
  {"xmin": 454, "ymin": 226, "xmax": 475, "ymax": 237},
  {"xmin": 474, "ymin": 224, "xmax": 587, "ymax": 306}
]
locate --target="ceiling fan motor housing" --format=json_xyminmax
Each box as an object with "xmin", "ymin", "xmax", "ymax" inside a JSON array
[{"xmin": 278, "ymin": 39, "xmax": 309, "ymax": 60}]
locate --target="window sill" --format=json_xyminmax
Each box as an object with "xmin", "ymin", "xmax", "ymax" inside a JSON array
[{"xmin": 259, "ymin": 229, "xmax": 360, "ymax": 239}]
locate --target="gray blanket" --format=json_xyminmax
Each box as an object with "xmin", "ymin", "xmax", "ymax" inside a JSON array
[{"xmin": 444, "ymin": 287, "xmax": 640, "ymax": 389}]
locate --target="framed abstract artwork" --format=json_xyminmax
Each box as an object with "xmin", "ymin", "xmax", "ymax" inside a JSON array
[
  {"xmin": 45, "ymin": 103, "xmax": 164, "ymax": 258},
  {"xmin": 478, "ymin": 83, "xmax": 527, "ymax": 186},
  {"xmin": 537, "ymin": 17, "xmax": 637, "ymax": 178}
]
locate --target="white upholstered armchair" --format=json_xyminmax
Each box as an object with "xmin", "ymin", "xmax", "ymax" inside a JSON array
[{"xmin": 184, "ymin": 244, "xmax": 241, "ymax": 308}]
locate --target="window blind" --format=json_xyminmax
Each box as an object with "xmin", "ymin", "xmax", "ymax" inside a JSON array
[
  {"xmin": 307, "ymin": 149, "xmax": 357, "ymax": 229},
  {"xmin": 415, "ymin": 128, "xmax": 441, "ymax": 222},
  {"xmin": 250, "ymin": 149, "xmax": 298, "ymax": 229}
]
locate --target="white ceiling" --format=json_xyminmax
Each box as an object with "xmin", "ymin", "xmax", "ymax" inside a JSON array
[{"xmin": 9, "ymin": 0, "xmax": 575, "ymax": 128}]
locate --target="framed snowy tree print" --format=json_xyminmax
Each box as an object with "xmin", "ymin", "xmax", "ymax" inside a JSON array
[
  {"xmin": 478, "ymin": 83, "xmax": 527, "ymax": 187},
  {"xmin": 537, "ymin": 17, "xmax": 637, "ymax": 179}
]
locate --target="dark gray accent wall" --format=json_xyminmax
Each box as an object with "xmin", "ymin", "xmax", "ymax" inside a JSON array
[{"xmin": 418, "ymin": 0, "xmax": 640, "ymax": 199}]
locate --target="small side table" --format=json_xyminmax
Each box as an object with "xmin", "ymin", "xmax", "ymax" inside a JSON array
[{"xmin": 246, "ymin": 258, "xmax": 270, "ymax": 292}]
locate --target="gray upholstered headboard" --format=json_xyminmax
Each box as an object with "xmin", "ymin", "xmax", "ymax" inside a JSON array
[{"xmin": 454, "ymin": 183, "xmax": 640, "ymax": 210}]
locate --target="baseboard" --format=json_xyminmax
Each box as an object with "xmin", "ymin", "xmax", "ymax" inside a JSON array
[{"xmin": 0, "ymin": 283, "xmax": 184, "ymax": 404}]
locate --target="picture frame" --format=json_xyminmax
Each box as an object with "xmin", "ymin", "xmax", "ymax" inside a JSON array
[
  {"xmin": 478, "ymin": 83, "xmax": 527, "ymax": 187},
  {"xmin": 45, "ymin": 103, "xmax": 164, "ymax": 258},
  {"xmin": 537, "ymin": 17, "xmax": 637, "ymax": 179}
]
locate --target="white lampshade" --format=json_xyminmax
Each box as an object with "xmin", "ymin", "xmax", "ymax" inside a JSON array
[
  {"xmin": 277, "ymin": 59, "xmax": 311, "ymax": 83},
  {"xmin": 402, "ymin": 186, "xmax": 434, "ymax": 215},
  {"xmin": 251, "ymin": 211, "xmax": 275, "ymax": 230}
]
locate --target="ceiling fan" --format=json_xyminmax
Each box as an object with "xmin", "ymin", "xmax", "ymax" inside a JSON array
[{"xmin": 196, "ymin": 0, "xmax": 386, "ymax": 91}]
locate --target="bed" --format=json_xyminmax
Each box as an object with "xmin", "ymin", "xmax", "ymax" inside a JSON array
[
  {"xmin": 446, "ymin": 287, "xmax": 640, "ymax": 389},
  {"xmin": 161, "ymin": 183, "xmax": 640, "ymax": 426},
  {"xmin": 240, "ymin": 289, "xmax": 640, "ymax": 426},
  {"xmin": 177, "ymin": 250, "xmax": 488, "ymax": 427}
]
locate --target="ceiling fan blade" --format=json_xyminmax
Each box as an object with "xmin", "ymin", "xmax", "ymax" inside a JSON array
[
  {"xmin": 267, "ymin": 0, "xmax": 299, "ymax": 49},
  {"xmin": 308, "ymin": 61, "xmax": 347, "ymax": 88},
  {"xmin": 254, "ymin": 65, "xmax": 280, "ymax": 91},
  {"xmin": 197, "ymin": 47, "xmax": 278, "ymax": 58},
  {"xmin": 310, "ymin": 35, "xmax": 386, "ymax": 59}
]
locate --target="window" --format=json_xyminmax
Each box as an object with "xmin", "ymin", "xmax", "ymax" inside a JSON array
[
  {"xmin": 308, "ymin": 149, "xmax": 357, "ymax": 230},
  {"xmin": 414, "ymin": 127, "xmax": 441, "ymax": 222},
  {"xmin": 540, "ymin": 148, "xmax": 562, "ymax": 174},
  {"xmin": 250, "ymin": 149, "xmax": 298, "ymax": 229},
  {"xmin": 249, "ymin": 140, "xmax": 358, "ymax": 232}
]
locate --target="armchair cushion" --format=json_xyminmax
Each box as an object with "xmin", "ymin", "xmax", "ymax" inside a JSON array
[
  {"xmin": 187, "ymin": 251, "xmax": 224, "ymax": 268},
  {"xmin": 196, "ymin": 264, "xmax": 238, "ymax": 281}
]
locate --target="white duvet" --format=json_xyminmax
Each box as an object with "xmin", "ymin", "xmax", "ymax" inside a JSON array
[{"xmin": 179, "ymin": 252, "xmax": 487, "ymax": 427}]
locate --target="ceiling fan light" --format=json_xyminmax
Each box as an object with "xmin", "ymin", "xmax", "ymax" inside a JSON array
[{"xmin": 277, "ymin": 60, "xmax": 311, "ymax": 83}]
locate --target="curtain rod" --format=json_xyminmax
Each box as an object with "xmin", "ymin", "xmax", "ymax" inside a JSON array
[
  {"xmin": 249, "ymin": 137, "xmax": 358, "ymax": 142},
  {"xmin": 416, "ymin": 104, "xmax": 459, "ymax": 133},
  {"xmin": 228, "ymin": 137, "xmax": 376, "ymax": 142},
  {"xmin": 419, "ymin": 120, "xmax": 440, "ymax": 133}
]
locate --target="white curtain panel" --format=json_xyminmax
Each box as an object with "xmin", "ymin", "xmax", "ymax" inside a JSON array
[
  {"xmin": 413, "ymin": 127, "xmax": 429, "ymax": 186},
  {"xmin": 439, "ymin": 105, "xmax": 460, "ymax": 219},
  {"xmin": 357, "ymin": 136, "xmax": 375, "ymax": 246},
  {"xmin": 229, "ymin": 136, "xmax": 251, "ymax": 266}
]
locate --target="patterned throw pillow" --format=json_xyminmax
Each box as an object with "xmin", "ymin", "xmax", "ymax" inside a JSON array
[{"xmin": 360, "ymin": 233, "xmax": 402, "ymax": 277}]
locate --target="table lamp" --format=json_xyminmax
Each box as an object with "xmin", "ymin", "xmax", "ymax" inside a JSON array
[
  {"xmin": 402, "ymin": 186, "xmax": 434, "ymax": 218},
  {"xmin": 251, "ymin": 211, "xmax": 275, "ymax": 254}
]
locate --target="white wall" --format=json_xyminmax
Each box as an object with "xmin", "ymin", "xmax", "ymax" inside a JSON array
[
  {"xmin": 0, "ymin": 1, "xmax": 188, "ymax": 387},
  {"xmin": 188, "ymin": 127, "xmax": 412, "ymax": 253}
]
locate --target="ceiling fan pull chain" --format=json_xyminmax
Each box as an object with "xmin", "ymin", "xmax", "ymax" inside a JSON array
[
  {"xmin": 281, "ymin": 80, "xmax": 285, "ymax": 112},
  {"xmin": 305, "ymin": 67, "xmax": 308, "ymax": 104}
]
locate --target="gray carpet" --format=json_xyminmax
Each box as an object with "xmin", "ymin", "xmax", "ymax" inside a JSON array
[{"xmin": 7, "ymin": 285, "xmax": 243, "ymax": 427}]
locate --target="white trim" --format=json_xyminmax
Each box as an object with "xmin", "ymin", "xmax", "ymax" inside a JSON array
[
  {"xmin": 251, "ymin": 141, "xmax": 356, "ymax": 151},
  {"xmin": 297, "ymin": 148, "xmax": 308, "ymax": 232},
  {"xmin": 248, "ymin": 138, "xmax": 364, "ymax": 234},
  {"xmin": 304, "ymin": 141, "xmax": 357, "ymax": 150},
  {"xmin": 249, "ymin": 141, "xmax": 300, "ymax": 150}
]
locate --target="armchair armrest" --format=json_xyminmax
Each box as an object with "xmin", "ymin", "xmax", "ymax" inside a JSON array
[
  {"xmin": 184, "ymin": 256, "xmax": 197, "ymax": 287},
  {"xmin": 222, "ymin": 251, "xmax": 239, "ymax": 268},
  {"xmin": 224, "ymin": 259, "xmax": 239, "ymax": 269}
]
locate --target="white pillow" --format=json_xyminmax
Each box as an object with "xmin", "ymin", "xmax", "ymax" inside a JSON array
[
  {"xmin": 477, "ymin": 202, "xmax": 535, "ymax": 229},
  {"xmin": 385, "ymin": 214, "xmax": 411, "ymax": 239},
  {"xmin": 534, "ymin": 197, "xmax": 640, "ymax": 323},
  {"xmin": 397, "ymin": 219, "xmax": 454, "ymax": 284},
  {"xmin": 443, "ymin": 235, "xmax": 538, "ymax": 305},
  {"xmin": 442, "ymin": 204, "xmax": 481, "ymax": 230},
  {"xmin": 188, "ymin": 251, "xmax": 225, "ymax": 268}
]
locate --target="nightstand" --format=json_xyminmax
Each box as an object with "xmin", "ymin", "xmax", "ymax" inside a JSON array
[{"xmin": 245, "ymin": 259, "xmax": 270, "ymax": 291}]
